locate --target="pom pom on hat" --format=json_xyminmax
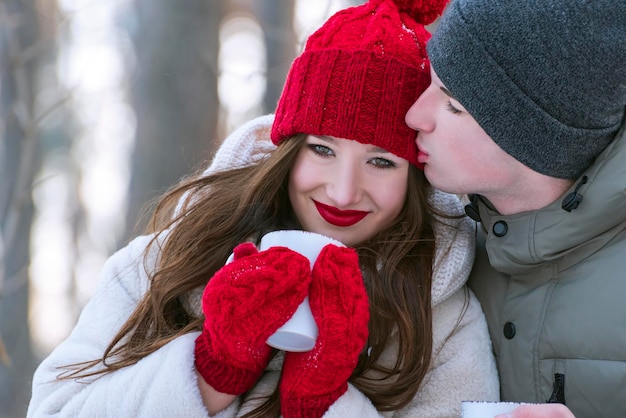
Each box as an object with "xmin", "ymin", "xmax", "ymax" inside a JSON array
[
  {"xmin": 271, "ymin": 0, "xmax": 448, "ymax": 167},
  {"xmin": 395, "ymin": 0, "xmax": 450, "ymax": 24}
]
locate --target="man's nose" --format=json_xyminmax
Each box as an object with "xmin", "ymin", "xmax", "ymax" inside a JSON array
[{"xmin": 405, "ymin": 84, "xmax": 435, "ymax": 133}]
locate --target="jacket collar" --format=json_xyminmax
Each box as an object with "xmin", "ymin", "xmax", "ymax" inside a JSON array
[{"xmin": 467, "ymin": 123, "xmax": 626, "ymax": 275}]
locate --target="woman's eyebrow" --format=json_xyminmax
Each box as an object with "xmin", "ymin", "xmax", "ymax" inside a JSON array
[{"xmin": 311, "ymin": 134, "xmax": 335, "ymax": 143}]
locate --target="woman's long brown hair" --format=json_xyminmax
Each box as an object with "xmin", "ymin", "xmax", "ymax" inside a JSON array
[{"xmin": 59, "ymin": 135, "xmax": 455, "ymax": 415}]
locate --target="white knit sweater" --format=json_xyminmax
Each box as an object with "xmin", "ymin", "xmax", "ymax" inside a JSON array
[{"xmin": 28, "ymin": 115, "xmax": 499, "ymax": 418}]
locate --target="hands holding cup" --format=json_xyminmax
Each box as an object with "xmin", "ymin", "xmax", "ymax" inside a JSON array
[
  {"xmin": 194, "ymin": 240, "xmax": 312, "ymax": 395},
  {"xmin": 248, "ymin": 230, "xmax": 370, "ymax": 417},
  {"xmin": 195, "ymin": 229, "xmax": 370, "ymax": 407}
]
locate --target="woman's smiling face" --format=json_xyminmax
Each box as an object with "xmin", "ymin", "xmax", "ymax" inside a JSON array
[{"xmin": 288, "ymin": 135, "xmax": 409, "ymax": 247}]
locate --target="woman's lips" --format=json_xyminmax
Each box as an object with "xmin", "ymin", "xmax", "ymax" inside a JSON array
[{"xmin": 313, "ymin": 200, "xmax": 368, "ymax": 227}]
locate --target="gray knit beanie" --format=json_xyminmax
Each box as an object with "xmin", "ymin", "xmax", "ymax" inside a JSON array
[{"xmin": 428, "ymin": 0, "xmax": 626, "ymax": 179}]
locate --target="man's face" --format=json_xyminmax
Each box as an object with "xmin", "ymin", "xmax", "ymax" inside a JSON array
[{"xmin": 405, "ymin": 67, "xmax": 525, "ymax": 198}]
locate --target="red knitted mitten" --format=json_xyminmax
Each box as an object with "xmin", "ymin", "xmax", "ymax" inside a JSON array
[
  {"xmin": 194, "ymin": 242, "xmax": 312, "ymax": 395},
  {"xmin": 280, "ymin": 244, "xmax": 370, "ymax": 418}
]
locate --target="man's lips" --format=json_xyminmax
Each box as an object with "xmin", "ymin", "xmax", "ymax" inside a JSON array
[
  {"xmin": 416, "ymin": 137, "xmax": 428, "ymax": 166},
  {"xmin": 313, "ymin": 200, "xmax": 368, "ymax": 227},
  {"xmin": 417, "ymin": 148, "xmax": 429, "ymax": 165}
]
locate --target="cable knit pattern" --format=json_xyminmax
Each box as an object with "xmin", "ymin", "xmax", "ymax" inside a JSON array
[
  {"xmin": 280, "ymin": 245, "xmax": 370, "ymax": 418},
  {"xmin": 430, "ymin": 188, "xmax": 476, "ymax": 306},
  {"xmin": 195, "ymin": 243, "xmax": 312, "ymax": 395}
]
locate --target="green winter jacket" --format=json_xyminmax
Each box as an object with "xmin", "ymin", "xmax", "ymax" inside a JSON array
[{"xmin": 467, "ymin": 123, "xmax": 626, "ymax": 418}]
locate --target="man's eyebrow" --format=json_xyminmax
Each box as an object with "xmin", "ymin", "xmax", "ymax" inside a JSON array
[{"xmin": 440, "ymin": 86, "xmax": 456, "ymax": 99}]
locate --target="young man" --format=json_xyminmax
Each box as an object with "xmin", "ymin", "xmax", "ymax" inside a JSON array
[{"xmin": 406, "ymin": 0, "xmax": 626, "ymax": 417}]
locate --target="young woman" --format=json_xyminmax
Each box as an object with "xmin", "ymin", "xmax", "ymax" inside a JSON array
[{"xmin": 28, "ymin": 1, "xmax": 499, "ymax": 417}]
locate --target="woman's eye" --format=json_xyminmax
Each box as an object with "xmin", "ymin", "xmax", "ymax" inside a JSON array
[
  {"xmin": 369, "ymin": 157, "xmax": 396, "ymax": 169},
  {"xmin": 446, "ymin": 100, "xmax": 462, "ymax": 115},
  {"xmin": 308, "ymin": 144, "xmax": 334, "ymax": 157}
]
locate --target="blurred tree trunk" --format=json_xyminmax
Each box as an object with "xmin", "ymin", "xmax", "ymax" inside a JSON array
[
  {"xmin": 0, "ymin": 0, "xmax": 43, "ymax": 416},
  {"xmin": 124, "ymin": 0, "xmax": 223, "ymax": 239},
  {"xmin": 253, "ymin": 0, "xmax": 296, "ymax": 114}
]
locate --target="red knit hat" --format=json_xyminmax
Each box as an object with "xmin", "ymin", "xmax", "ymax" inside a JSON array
[{"xmin": 271, "ymin": 0, "xmax": 448, "ymax": 167}]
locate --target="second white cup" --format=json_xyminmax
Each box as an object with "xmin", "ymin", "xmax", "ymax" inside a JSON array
[{"xmin": 461, "ymin": 401, "xmax": 527, "ymax": 418}]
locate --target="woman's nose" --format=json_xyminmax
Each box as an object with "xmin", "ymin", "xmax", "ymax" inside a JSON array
[{"xmin": 326, "ymin": 164, "xmax": 363, "ymax": 208}]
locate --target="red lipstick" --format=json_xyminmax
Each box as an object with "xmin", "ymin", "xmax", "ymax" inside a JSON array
[{"xmin": 313, "ymin": 200, "xmax": 368, "ymax": 227}]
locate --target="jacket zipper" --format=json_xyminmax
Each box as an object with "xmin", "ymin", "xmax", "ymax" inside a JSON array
[{"xmin": 547, "ymin": 373, "xmax": 566, "ymax": 404}]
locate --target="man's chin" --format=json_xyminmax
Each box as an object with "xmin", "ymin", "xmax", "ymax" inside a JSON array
[{"xmin": 424, "ymin": 169, "xmax": 464, "ymax": 195}]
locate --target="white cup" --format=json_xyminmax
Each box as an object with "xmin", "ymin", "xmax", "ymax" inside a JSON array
[
  {"xmin": 226, "ymin": 230, "xmax": 345, "ymax": 352},
  {"xmin": 461, "ymin": 401, "xmax": 526, "ymax": 418}
]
